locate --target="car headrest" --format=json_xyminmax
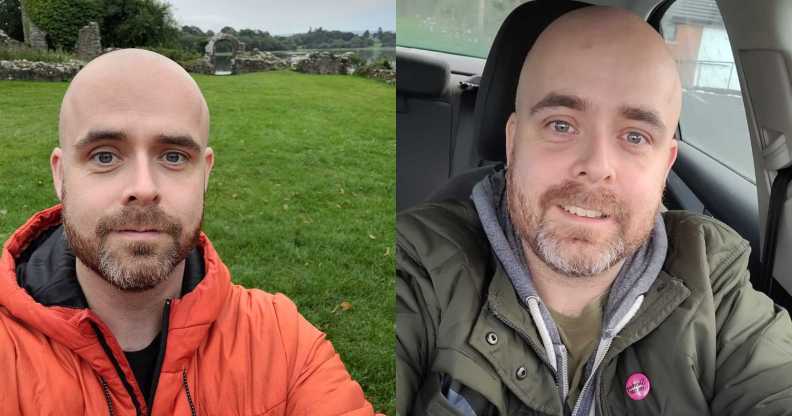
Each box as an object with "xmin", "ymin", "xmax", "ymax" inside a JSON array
[
  {"xmin": 396, "ymin": 50, "xmax": 450, "ymax": 97},
  {"xmin": 474, "ymin": 0, "xmax": 592, "ymax": 164}
]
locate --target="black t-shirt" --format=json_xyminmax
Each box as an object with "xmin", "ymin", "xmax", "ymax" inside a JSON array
[{"xmin": 124, "ymin": 332, "xmax": 161, "ymax": 401}]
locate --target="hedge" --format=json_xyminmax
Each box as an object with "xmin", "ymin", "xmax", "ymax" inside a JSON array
[{"xmin": 22, "ymin": 0, "xmax": 100, "ymax": 50}]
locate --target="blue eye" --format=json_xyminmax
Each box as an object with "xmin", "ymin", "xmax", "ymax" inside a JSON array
[
  {"xmin": 625, "ymin": 131, "xmax": 648, "ymax": 145},
  {"xmin": 163, "ymin": 151, "xmax": 188, "ymax": 164},
  {"xmin": 549, "ymin": 120, "xmax": 576, "ymax": 134},
  {"xmin": 92, "ymin": 151, "xmax": 116, "ymax": 165}
]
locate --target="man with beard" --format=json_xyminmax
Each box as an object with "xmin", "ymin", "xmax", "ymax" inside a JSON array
[
  {"xmin": 0, "ymin": 49, "xmax": 378, "ymax": 415},
  {"xmin": 397, "ymin": 5, "xmax": 792, "ymax": 416}
]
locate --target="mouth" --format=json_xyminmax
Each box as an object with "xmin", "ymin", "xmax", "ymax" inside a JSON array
[
  {"xmin": 559, "ymin": 204, "xmax": 609, "ymax": 220},
  {"xmin": 113, "ymin": 228, "xmax": 164, "ymax": 240},
  {"xmin": 117, "ymin": 227, "xmax": 162, "ymax": 233}
]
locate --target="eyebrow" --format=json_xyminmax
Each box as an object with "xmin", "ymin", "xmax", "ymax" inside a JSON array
[
  {"xmin": 529, "ymin": 93, "xmax": 668, "ymax": 135},
  {"xmin": 529, "ymin": 93, "xmax": 589, "ymax": 115},
  {"xmin": 74, "ymin": 130, "xmax": 203, "ymax": 153},
  {"xmin": 620, "ymin": 105, "xmax": 667, "ymax": 134},
  {"xmin": 155, "ymin": 134, "xmax": 203, "ymax": 154},
  {"xmin": 74, "ymin": 129, "xmax": 127, "ymax": 151}
]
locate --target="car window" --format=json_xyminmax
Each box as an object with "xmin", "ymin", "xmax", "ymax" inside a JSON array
[
  {"xmin": 397, "ymin": 0, "xmax": 523, "ymax": 58},
  {"xmin": 660, "ymin": 0, "xmax": 756, "ymax": 183},
  {"xmin": 397, "ymin": 0, "xmax": 757, "ymax": 183}
]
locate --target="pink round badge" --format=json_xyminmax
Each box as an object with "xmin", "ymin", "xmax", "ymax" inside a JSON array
[{"xmin": 625, "ymin": 372, "xmax": 651, "ymax": 401}]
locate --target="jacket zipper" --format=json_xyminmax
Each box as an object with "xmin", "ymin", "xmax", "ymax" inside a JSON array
[
  {"xmin": 570, "ymin": 296, "xmax": 645, "ymax": 416},
  {"xmin": 91, "ymin": 322, "xmax": 144, "ymax": 416},
  {"xmin": 100, "ymin": 377, "xmax": 115, "ymax": 416},
  {"xmin": 146, "ymin": 299, "xmax": 172, "ymax": 413},
  {"xmin": 91, "ymin": 298, "xmax": 173, "ymax": 416},
  {"xmin": 182, "ymin": 368, "xmax": 196, "ymax": 416},
  {"xmin": 558, "ymin": 344, "xmax": 569, "ymax": 404}
]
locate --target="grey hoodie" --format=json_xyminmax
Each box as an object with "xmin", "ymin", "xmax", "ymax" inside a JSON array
[{"xmin": 471, "ymin": 170, "xmax": 668, "ymax": 416}]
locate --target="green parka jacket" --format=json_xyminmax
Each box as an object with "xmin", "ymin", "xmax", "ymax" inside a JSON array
[{"xmin": 396, "ymin": 200, "xmax": 792, "ymax": 416}]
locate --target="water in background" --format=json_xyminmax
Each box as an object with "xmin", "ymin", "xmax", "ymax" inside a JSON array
[{"xmin": 273, "ymin": 47, "xmax": 395, "ymax": 67}]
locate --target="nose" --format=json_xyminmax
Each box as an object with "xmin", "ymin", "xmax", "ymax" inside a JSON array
[
  {"xmin": 122, "ymin": 158, "xmax": 160, "ymax": 205},
  {"xmin": 572, "ymin": 132, "xmax": 615, "ymax": 184}
]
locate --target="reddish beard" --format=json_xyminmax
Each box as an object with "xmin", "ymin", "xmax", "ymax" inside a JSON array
[
  {"xmin": 62, "ymin": 198, "xmax": 200, "ymax": 292},
  {"xmin": 507, "ymin": 168, "xmax": 656, "ymax": 277}
]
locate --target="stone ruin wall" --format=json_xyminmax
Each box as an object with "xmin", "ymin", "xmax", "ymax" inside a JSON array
[
  {"xmin": 75, "ymin": 22, "xmax": 102, "ymax": 62},
  {"xmin": 1, "ymin": 20, "xmax": 394, "ymax": 82},
  {"xmin": 20, "ymin": 4, "xmax": 47, "ymax": 49}
]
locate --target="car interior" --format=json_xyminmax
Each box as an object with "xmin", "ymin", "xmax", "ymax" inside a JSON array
[{"xmin": 396, "ymin": 0, "xmax": 792, "ymax": 308}]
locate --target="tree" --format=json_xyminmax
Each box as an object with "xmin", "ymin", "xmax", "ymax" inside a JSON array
[
  {"xmin": 23, "ymin": 0, "xmax": 102, "ymax": 49},
  {"xmin": 237, "ymin": 28, "xmax": 256, "ymax": 37},
  {"xmin": 0, "ymin": 0, "xmax": 23, "ymax": 41},
  {"xmin": 99, "ymin": 0, "xmax": 179, "ymax": 48},
  {"xmin": 379, "ymin": 31, "xmax": 395, "ymax": 47},
  {"xmin": 181, "ymin": 25, "xmax": 203, "ymax": 36},
  {"xmin": 179, "ymin": 24, "xmax": 207, "ymax": 54},
  {"xmin": 220, "ymin": 25, "xmax": 236, "ymax": 35},
  {"xmin": 362, "ymin": 29, "xmax": 370, "ymax": 39}
]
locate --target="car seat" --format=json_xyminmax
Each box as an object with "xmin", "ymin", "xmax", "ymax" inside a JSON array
[
  {"xmin": 396, "ymin": 50, "xmax": 453, "ymax": 211},
  {"xmin": 427, "ymin": 0, "xmax": 593, "ymax": 204}
]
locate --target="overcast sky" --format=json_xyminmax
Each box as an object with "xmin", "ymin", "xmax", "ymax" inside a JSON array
[{"xmin": 166, "ymin": 0, "xmax": 395, "ymax": 35}]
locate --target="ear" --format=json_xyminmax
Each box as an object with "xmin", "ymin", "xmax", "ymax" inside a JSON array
[
  {"xmin": 203, "ymin": 146, "xmax": 215, "ymax": 192},
  {"xmin": 505, "ymin": 112, "xmax": 518, "ymax": 167},
  {"xmin": 664, "ymin": 136, "xmax": 678, "ymax": 179},
  {"xmin": 50, "ymin": 148, "xmax": 64, "ymax": 201}
]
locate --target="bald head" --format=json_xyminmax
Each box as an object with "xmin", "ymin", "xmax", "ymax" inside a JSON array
[
  {"xmin": 59, "ymin": 48, "xmax": 210, "ymax": 148},
  {"xmin": 503, "ymin": 7, "xmax": 683, "ymax": 282},
  {"xmin": 515, "ymin": 6, "xmax": 681, "ymax": 124}
]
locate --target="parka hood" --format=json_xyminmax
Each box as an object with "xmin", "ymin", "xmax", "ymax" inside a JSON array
[{"xmin": 0, "ymin": 205, "xmax": 231, "ymax": 374}]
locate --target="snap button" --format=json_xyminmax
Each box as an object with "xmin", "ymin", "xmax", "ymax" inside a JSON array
[
  {"xmin": 516, "ymin": 366, "xmax": 528, "ymax": 380},
  {"xmin": 485, "ymin": 332, "xmax": 498, "ymax": 345}
]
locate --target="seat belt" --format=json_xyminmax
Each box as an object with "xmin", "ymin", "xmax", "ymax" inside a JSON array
[{"xmin": 762, "ymin": 166, "xmax": 792, "ymax": 294}]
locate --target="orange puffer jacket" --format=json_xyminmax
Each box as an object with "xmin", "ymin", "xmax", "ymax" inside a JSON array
[{"xmin": 0, "ymin": 206, "xmax": 379, "ymax": 416}]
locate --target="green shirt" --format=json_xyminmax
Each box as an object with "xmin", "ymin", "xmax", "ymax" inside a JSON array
[{"xmin": 548, "ymin": 296, "xmax": 605, "ymax": 409}]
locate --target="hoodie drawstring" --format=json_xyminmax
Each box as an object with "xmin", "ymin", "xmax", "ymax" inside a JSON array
[
  {"xmin": 527, "ymin": 294, "xmax": 646, "ymax": 416},
  {"xmin": 526, "ymin": 297, "xmax": 556, "ymax": 372}
]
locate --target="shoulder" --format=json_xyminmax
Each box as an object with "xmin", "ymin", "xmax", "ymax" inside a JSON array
[
  {"xmin": 0, "ymin": 307, "xmax": 16, "ymax": 350},
  {"xmin": 0, "ymin": 306, "xmax": 37, "ymax": 348},
  {"xmin": 396, "ymin": 200, "xmax": 495, "ymax": 312},
  {"xmin": 664, "ymin": 210, "xmax": 749, "ymax": 255},
  {"xmin": 219, "ymin": 286, "xmax": 329, "ymax": 363},
  {"xmin": 225, "ymin": 286, "xmax": 308, "ymax": 329},
  {"xmin": 662, "ymin": 210, "xmax": 751, "ymax": 289},
  {"xmin": 397, "ymin": 199, "xmax": 491, "ymax": 273},
  {"xmin": 0, "ymin": 308, "xmax": 23, "ymax": 408}
]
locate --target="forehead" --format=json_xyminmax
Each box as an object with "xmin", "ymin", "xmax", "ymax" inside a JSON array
[
  {"xmin": 60, "ymin": 71, "xmax": 208, "ymax": 148},
  {"xmin": 521, "ymin": 31, "xmax": 680, "ymax": 120}
]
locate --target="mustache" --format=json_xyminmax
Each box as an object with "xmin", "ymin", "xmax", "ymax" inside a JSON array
[
  {"xmin": 539, "ymin": 180, "xmax": 627, "ymax": 220},
  {"xmin": 95, "ymin": 206, "xmax": 182, "ymax": 238}
]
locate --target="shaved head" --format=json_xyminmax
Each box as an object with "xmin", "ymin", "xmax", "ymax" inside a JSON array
[
  {"xmin": 505, "ymin": 6, "xmax": 681, "ymax": 280},
  {"xmin": 59, "ymin": 48, "xmax": 210, "ymax": 148},
  {"xmin": 516, "ymin": 6, "xmax": 681, "ymax": 121},
  {"xmin": 52, "ymin": 48, "xmax": 214, "ymax": 293}
]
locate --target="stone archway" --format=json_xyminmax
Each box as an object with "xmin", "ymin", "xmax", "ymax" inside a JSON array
[{"xmin": 205, "ymin": 33, "xmax": 240, "ymax": 75}]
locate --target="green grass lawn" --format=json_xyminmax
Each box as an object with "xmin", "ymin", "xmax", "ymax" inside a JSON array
[{"xmin": 0, "ymin": 71, "xmax": 395, "ymax": 414}]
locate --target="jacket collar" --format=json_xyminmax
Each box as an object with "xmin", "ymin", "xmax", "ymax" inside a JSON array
[
  {"xmin": 0, "ymin": 205, "xmax": 232, "ymax": 371},
  {"xmin": 468, "ymin": 249, "xmax": 690, "ymax": 414},
  {"xmin": 602, "ymin": 269, "xmax": 690, "ymax": 361}
]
